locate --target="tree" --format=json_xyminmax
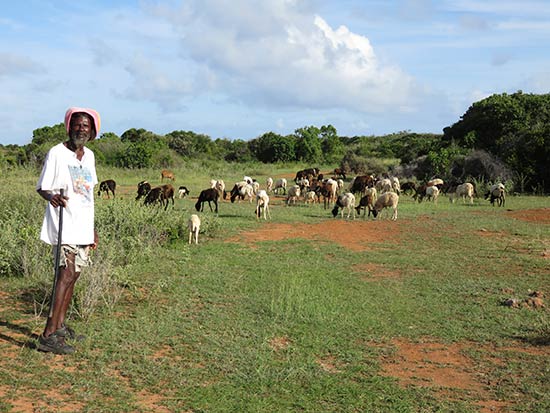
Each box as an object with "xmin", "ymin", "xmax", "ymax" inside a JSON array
[
  {"xmin": 249, "ymin": 132, "xmax": 296, "ymax": 163},
  {"xmin": 25, "ymin": 123, "xmax": 67, "ymax": 165},
  {"xmin": 88, "ymin": 132, "xmax": 124, "ymax": 166},
  {"xmin": 320, "ymin": 125, "xmax": 344, "ymax": 163},
  {"xmin": 166, "ymin": 130, "xmax": 215, "ymax": 158},
  {"xmin": 116, "ymin": 142, "xmax": 154, "ymax": 168},
  {"xmin": 294, "ymin": 126, "xmax": 322, "ymax": 163},
  {"xmin": 443, "ymin": 92, "xmax": 550, "ymax": 192}
]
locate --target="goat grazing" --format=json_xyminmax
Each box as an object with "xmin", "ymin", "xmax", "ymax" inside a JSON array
[
  {"xmin": 348, "ymin": 175, "xmax": 375, "ymax": 195},
  {"xmin": 273, "ymin": 178, "xmax": 287, "ymax": 195},
  {"xmin": 178, "ymin": 186, "xmax": 190, "ymax": 199},
  {"xmin": 230, "ymin": 181, "xmax": 254, "ymax": 203},
  {"xmin": 255, "ymin": 190, "xmax": 272, "ymax": 220},
  {"xmin": 160, "ymin": 184, "xmax": 175, "ymax": 210},
  {"xmin": 485, "ymin": 184, "xmax": 505, "ymax": 207},
  {"xmin": 425, "ymin": 185, "xmax": 440, "ymax": 203},
  {"xmin": 355, "ymin": 193, "xmax": 375, "ymax": 218},
  {"xmin": 210, "ymin": 179, "xmax": 226, "ymax": 199},
  {"xmin": 400, "ymin": 181, "xmax": 416, "ymax": 195},
  {"xmin": 372, "ymin": 192, "xmax": 399, "ymax": 220},
  {"xmin": 286, "ymin": 185, "xmax": 301, "ymax": 205},
  {"xmin": 188, "ymin": 214, "xmax": 201, "ymax": 244},
  {"xmin": 161, "ymin": 169, "xmax": 175, "ymax": 182},
  {"xmin": 195, "ymin": 188, "xmax": 219, "ymax": 213},
  {"xmin": 98, "ymin": 179, "xmax": 116, "ymax": 199},
  {"xmin": 143, "ymin": 186, "xmax": 164, "ymax": 207},
  {"xmin": 331, "ymin": 192, "xmax": 356, "ymax": 219},
  {"xmin": 451, "ymin": 183, "xmax": 474, "ymax": 204},
  {"xmin": 333, "ymin": 167, "xmax": 347, "ymax": 180},
  {"xmin": 136, "ymin": 180, "xmax": 151, "ymax": 201},
  {"xmin": 304, "ymin": 190, "xmax": 318, "ymax": 205}
]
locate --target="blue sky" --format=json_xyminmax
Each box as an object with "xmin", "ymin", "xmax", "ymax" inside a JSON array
[{"xmin": 1, "ymin": 0, "xmax": 549, "ymax": 145}]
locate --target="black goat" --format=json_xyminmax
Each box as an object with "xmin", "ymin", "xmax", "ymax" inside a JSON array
[
  {"xmin": 98, "ymin": 179, "xmax": 116, "ymax": 199},
  {"xmin": 178, "ymin": 186, "xmax": 190, "ymax": 198},
  {"xmin": 136, "ymin": 181, "xmax": 151, "ymax": 201},
  {"xmin": 143, "ymin": 186, "xmax": 164, "ymax": 207},
  {"xmin": 195, "ymin": 188, "xmax": 219, "ymax": 213}
]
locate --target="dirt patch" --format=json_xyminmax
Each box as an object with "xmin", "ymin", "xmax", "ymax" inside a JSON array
[
  {"xmin": 316, "ymin": 355, "xmax": 343, "ymax": 373},
  {"xmin": 506, "ymin": 208, "xmax": 550, "ymax": 224},
  {"xmin": 354, "ymin": 263, "xmax": 402, "ymax": 280},
  {"xmin": 227, "ymin": 219, "xmax": 401, "ymax": 251},
  {"xmin": 269, "ymin": 336, "xmax": 291, "ymax": 352},
  {"xmin": 1, "ymin": 387, "xmax": 84, "ymax": 413},
  {"xmin": 376, "ymin": 337, "xmax": 550, "ymax": 412},
  {"xmin": 380, "ymin": 338, "xmax": 481, "ymax": 391}
]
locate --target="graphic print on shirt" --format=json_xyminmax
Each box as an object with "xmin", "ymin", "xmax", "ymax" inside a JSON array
[{"xmin": 68, "ymin": 165, "xmax": 94, "ymax": 203}]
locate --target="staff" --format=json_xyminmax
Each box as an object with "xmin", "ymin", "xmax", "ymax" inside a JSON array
[{"xmin": 48, "ymin": 188, "xmax": 64, "ymax": 318}]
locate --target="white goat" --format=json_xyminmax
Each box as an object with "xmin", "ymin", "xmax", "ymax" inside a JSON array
[
  {"xmin": 391, "ymin": 177, "xmax": 401, "ymax": 195},
  {"xmin": 210, "ymin": 179, "xmax": 226, "ymax": 199},
  {"xmin": 188, "ymin": 214, "xmax": 201, "ymax": 244},
  {"xmin": 286, "ymin": 185, "xmax": 301, "ymax": 205},
  {"xmin": 322, "ymin": 178, "xmax": 339, "ymax": 209},
  {"xmin": 304, "ymin": 190, "xmax": 318, "ymax": 205},
  {"xmin": 425, "ymin": 185, "xmax": 440, "ymax": 203},
  {"xmin": 451, "ymin": 183, "xmax": 474, "ymax": 204},
  {"xmin": 331, "ymin": 192, "xmax": 356, "ymax": 219},
  {"xmin": 372, "ymin": 192, "xmax": 399, "ymax": 221},
  {"xmin": 377, "ymin": 178, "xmax": 393, "ymax": 194},
  {"xmin": 255, "ymin": 190, "xmax": 271, "ymax": 220},
  {"xmin": 266, "ymin": 177, "xmax": 273, "ymax": 193},
  {"xmin": 273, "ymin": 178, "xmax": 287, "ymax": 195},
  {"xmin": 486, "ymin": 184, "xmax": 505, "ymax": 207}
]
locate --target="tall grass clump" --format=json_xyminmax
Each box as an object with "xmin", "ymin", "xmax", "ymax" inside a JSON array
[
  {"xmin": 74, "ymin": 199, "xmax": 192, "ymax": 318},
  {"xmin": 0, "ymin": 186, "xmax": 194, "ymax": 319},
  {"xmin": 0, "ymin": 190, "xmax": 48, "ymax": 278}
]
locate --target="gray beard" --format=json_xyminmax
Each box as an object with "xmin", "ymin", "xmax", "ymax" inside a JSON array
[{"xmin": 69, "ymin": 132, "xmax": 89, "ymax": 148}]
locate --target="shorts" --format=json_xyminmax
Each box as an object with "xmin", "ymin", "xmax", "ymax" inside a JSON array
[{"xmin": 53, "ymin": 244, "xmax": 92, "ymax": 272}]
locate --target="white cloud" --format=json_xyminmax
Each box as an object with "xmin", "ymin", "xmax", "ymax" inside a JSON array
[
  {"xmin": 148, "ymin": 1, "xmax": 419, "ymax": 114},
  {"xmin": 120, "ymin": 53, "xmax": 195, "ymax": 111}
]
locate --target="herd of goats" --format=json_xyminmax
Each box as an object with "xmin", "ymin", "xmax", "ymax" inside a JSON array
[{"xmin": 96, "ymin": 167, "xmax": 507, "ymax": 240}]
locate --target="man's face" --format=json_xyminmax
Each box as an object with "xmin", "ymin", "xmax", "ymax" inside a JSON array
[{"xmin": 69, "ymin": 114, "xmax": 93, "ymax": 148}]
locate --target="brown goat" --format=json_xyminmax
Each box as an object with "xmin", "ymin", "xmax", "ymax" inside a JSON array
[{"xmin": 161, "ymin": 169, "xmax": 175, "ymax": 182}]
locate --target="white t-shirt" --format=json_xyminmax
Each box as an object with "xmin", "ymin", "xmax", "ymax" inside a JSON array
[{"xmin": 37, "ymin": 142, "xmax": 98, "ymax": 245}]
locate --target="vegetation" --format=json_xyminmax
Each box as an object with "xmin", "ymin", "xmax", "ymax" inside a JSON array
[
  {"xmin": 2, "ymin": 92, "xmax": 549, "ymax": 193},
  {"xmin": 0, "ymin": 164, "xmax": 549, "ymax": 412}
]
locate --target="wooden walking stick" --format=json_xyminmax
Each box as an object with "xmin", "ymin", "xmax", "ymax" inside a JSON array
[{"xmin": 48, "ymin": 188, "xmax": 64, "ymax": 318}]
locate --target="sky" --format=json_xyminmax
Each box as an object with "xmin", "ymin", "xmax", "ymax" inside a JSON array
[{"xmin": 1, "ymin": 0, "xmax": 549, "ymax": 146}]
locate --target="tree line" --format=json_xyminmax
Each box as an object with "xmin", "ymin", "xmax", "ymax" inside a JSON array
[{"xmin": 1, "ymin": 91, "xmax": 549, "ymax": 193}]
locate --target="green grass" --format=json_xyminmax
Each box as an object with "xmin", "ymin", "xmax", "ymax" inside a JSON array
[{"xmin": 1, "ymin": 166, "xmax": 549, "ymax": 412}]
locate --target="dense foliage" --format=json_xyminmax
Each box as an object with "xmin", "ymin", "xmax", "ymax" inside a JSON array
[
  {"xmin": 1, "ymin": 92, "xmax": 549, "ymax": 192},
  {"xmin": 443, "ymin": 92, "xmax": 550, "ymax": 192}
]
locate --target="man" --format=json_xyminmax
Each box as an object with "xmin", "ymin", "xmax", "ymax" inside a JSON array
[{"xmin": 36, "ymin": 107, "xmax": 100, "ymax": 354}]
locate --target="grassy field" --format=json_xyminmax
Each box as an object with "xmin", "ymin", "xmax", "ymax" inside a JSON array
[{"xmin": 0, "ymin": 164, "xmax": 549, "ymax": 412}]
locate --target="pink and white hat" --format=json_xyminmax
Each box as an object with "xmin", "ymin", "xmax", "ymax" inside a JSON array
[{"xmin": 64, "ymin": 107, "xmax": 101, "ymax": 140}]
